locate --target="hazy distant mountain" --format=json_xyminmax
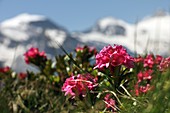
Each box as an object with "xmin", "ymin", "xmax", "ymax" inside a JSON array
[
  {"xmin": 0, "ymin": 13, "xmax": 82, "ymax": 72},
  {"xmin": 0, "ymin": 13, "xmax": 170, "ymax": 72},
  {"xmin": 136, "ymin": 14, "xmax": 170, "ymax": 55},
  {"xmin": 73, "ymin": 13, "xmax": 170, "ymax": 56},
  {"xmin": 83, "ymin": 17, "xmax": 132, "ymax": 36}
]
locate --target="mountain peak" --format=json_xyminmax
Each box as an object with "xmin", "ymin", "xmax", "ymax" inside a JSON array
[
  {"xmin": 96, "ymin": 17, "xmax": 129, "ymax": 29},
  {"xmin": 87, "ymin": 17, "xmax": 131, "ymax": 36},
  {"xmin": 0, "ymin": 13, "xmax": 47, "ymax": 28}
]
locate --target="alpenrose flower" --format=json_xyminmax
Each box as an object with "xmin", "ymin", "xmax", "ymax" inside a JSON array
[
  {"xmin": 0, "ymin": 66, "xmax": 10, "ymax": 73},
  {"xmin": 134, "ymin": 55, "xmax": 143, "ymax": 63},
  {"xmin": 143, "ymin": 54, "xmax": 154, "ymax": 68},
  {"xmin": 137, "ymin": 69, "xmax": 153, "ymax": 83},
  {"xmin": 158, "ymin": 57, "xmax": 170, "ymax": 72},
  {"xmin": 24, "ymin": 47, "xmax": 47, "ymax": 64},
  {"xmin": 142, "ymin": 54, "xmax": 163, "ymax": 68},
  {"xmin": 62, "ymin": 73, "xmax": 98, "ymax": 98},
  {"xmin": 18, "ymin": 72, "xmax": 27, "ymax": 80},
  {"xmin": 75, "ymin": 45, "xmax": 97, "ymax": 55},
  {"xmin": 155, "ymin": 55, "xmax": 163, "ymax": 64},
  {"xmin": 104, "ymin": 94, "xmax": 116, "ymax": 111},
  {"xmin": 135, "ymin": 70, "xmax": 153, "ymax": 96},
  {"xmin": 135, "ymin": 84, "xmax": 151, "ymax": 96},
  {"xmin": 94, "ymin": 44, "xmax": 134, "ymax": 69}
]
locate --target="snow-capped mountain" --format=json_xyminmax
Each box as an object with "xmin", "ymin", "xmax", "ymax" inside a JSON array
[
  {"xmin": 72, "ymin": 17, "xmax": 137, "ymax": 54},
  {"xmin": 0, "ymin": 13, "xmax": 82, "ymax": 72},
  {"xmin": 136, "ymin": 14, "xmax": 170, "ymax": 56},
  {"xmin": 84, "ymin": 17, "xmax": 133, "ymax": 36},
  {"xmin": 73, "ymin": 13, "xmax": 170, "ymax": 56},
  {"xmin": 1, "ymin": 12, "xmax": 170, "ymax": 72}
]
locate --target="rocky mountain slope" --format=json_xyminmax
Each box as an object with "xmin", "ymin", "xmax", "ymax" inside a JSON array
[
  {"xmin": 0, "ymin": 13, "xmax": 82, "ymax": 72},
  {"xmin": 0, "ymin": 13, "xmax": 170, "ymax": 72}
]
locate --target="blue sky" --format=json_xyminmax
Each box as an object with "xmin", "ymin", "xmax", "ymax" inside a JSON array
[{"xmin": 0, "ymin": 0, "xmax": 169, "ymax": 31}]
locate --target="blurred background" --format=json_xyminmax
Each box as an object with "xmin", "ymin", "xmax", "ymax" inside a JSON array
[{"xmin": 0, "ymin": 0, "xmax": 170, "ymax": 72}]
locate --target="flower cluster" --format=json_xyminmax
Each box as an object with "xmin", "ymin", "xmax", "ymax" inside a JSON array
[
  {"xmin": 62, "ymin": 73, "xmax": 97, "ymax": 98},
  {"xmin": 137, "ymin": 69, "xmax": 152, "ymax": 83},
  {"xmin": 104, "ymin": 94, "xmax": 116, "ymax": 111},
  {"xmin": 135, "ymin": 54, "xmax": 164, "ymax": 69},
  {"xmin": 155, "ymin": 55, "xmax": 163, "ymax": 65},
  {"xmin": 143, "ymin": 54, "xmax": 155, "ymax": 68},
  {"xmin": 158, "ymin": 57, "xmax": 170, "ymax": 72},
  {"xmin": 94, "ymin": 45, "xmax": 134, "ymax": 69},
  {"xmin": 135, "ymin": 70, "xmax": 153, "ymax": 96},
  {"xmin": 143, "ymin": 55, "xmax": 163, "ymax": 69},
  {"xmin": 133, "ymin": 54, "xmax": 168, "ymax": 96},
  {"xmin": 24, "ymin": 47, "xmax": 47, "ymax": 64}
]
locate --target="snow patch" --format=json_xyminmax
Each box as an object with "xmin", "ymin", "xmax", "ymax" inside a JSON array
[{"xmin": 0, "ymin": 13, "xmax": 46, "ymax": 28}]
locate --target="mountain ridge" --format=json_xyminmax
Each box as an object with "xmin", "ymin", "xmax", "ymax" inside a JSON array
[
  {"xmin": 0, "ymin": 13, "xmax": 82, "ymax": 72},
  {"xmin": 0, "ymin": 13, "xmax": 170, "ymax": 72}
]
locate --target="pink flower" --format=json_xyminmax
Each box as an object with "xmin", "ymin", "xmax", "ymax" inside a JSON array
[
  {"xmin": 158, "ymin": 57, "xmax": 170, "ymax": 72},
  {"xmin": 134, "ymin": 55, "xmax": 143, "ymax": 63},
  {"xmin": 139, "ymin": 84, "xmax": 151, "ymax": 93},
  {"xmin": 135, "ymin": 84, "xmax": 151, "ymax": 95},
  {"xmin": 144, "ymin": 54, "xmax": 154, "ymax": 68},
  {"xmin": 18, "ymin": 73, "xmax": 27, "ymax": 80},
  {"xmin": 110, "ymin": 53, "xmax": 125, "ymax": 67},
  {"xmin": 62, "ymin": 73, "xmax": 97, "ymax": 98},
  {"xmin": 75, "ymin": 46, "xmax": 84, "ymax": 52},
  {"xmin": 94, "ymin": 45, "xmax": 134, "ymax": 69},
  {"xmin": 135, "ymin": 70, "xmax": 153, "ymax": 96},
  {"xmin": 0, "ymin": 66, "xmax": 10, "ymax": 73},
  {"xmin": 24, "ymin": 47, "xmax": 47, "ymax": 64},
  {"xmin": 104, "ymin": 94, "xmax": 116, "ymax": 111},
  {"xmin": 155, "ymin": 55, "xmax": 163, "ymax": 64},
  {"xmin": 137, "ymin": 70, "xmax": 153, "ymax": 83},
  {"xmin": 75, "ymin": 45, "xmax": 97, "ymax": 55}
]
